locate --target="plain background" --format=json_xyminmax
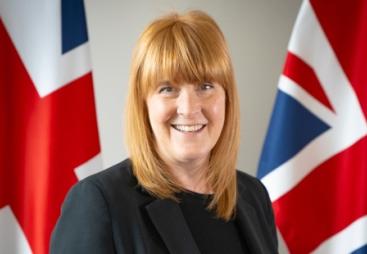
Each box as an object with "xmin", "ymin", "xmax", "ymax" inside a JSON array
[{"xmin": 84, "ymin": 0, "xmax": 303, "ymax": 253}]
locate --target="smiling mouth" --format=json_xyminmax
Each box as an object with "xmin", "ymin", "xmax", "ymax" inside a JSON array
[{"xmin": 171, "ymin": 124, "xmax": 206, "ymax": 133}]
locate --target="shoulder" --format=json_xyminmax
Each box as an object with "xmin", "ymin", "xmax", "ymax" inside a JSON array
[
  {"xmin": 78, "ymin": 159, "xmax": 138, "ymax": 191},
  {"xmin": 81, "ymin": 159, "xmax": 135, "ymax": 187},
  {"xmin": 236, "ymin": 170, "xmax": 265, "ymax": 192},
  {"xmin": 50, "ymin": 161, "xmax": 136, "ymax": 253},
  {"xmin": 236, "ymin": 169, "xmax": 271, "ymax": 207},
  {"xmin": 68, "ymin": 159, "xmax": 148, "ymax": 206}
]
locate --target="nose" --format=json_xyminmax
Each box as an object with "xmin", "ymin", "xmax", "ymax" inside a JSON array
[{"xmin": 176, "ymin": 88, "xmax": 201, "ymax": 116}]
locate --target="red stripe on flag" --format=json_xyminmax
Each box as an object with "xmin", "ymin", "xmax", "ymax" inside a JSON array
[
  {"xmin": 274, "ymin": 136, "xmax": 367, "ymax": 253},
  {"xmin": 310, "ymin": 0, "xmax": 367, "ymax": 118},
  {"xmin": 0, "ymin": 20, "xmax": 100, "ymax": 254},
  {"xmin": 283, "ymin": 51, "xmax": 334, "ymax": 111}
]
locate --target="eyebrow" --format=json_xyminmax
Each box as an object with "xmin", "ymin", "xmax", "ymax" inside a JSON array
[{"xmin": 157, "ymin": 80, "xmax": 172, "ymax": 86}]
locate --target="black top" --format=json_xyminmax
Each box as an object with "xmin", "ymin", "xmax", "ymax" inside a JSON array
[{"xmin": 178, "ymin": 191, "xmax": 248, "ymax": 254}]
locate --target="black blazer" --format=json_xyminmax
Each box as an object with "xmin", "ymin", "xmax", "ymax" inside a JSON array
[{"xmin": 50, "ymin": 159, "xmax": 278, "ymax": 254}]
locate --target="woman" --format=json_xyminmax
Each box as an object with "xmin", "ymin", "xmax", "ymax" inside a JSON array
[{"xmin": 50, "ymin": 10, "xmax": 278, "ymax": 254}]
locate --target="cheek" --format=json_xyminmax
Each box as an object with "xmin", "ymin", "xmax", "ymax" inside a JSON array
[
  {"xmin": 146, "ymin": 97, "xmax": 175, "ymax": 128},
  {"xmin": 209, "ymin": 96, "xmax": 226, "ymax": 125}
]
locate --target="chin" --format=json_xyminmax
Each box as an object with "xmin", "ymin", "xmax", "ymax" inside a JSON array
[{"xmin": 175, "ymin": 151, "xmax": 210, "ymax": 163}]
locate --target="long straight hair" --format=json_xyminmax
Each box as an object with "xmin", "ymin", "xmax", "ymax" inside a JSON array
[{"xmin": 125, "ymin": 10, "xmax": 240, "ymax": 220}]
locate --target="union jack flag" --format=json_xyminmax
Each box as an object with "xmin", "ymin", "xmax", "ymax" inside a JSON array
[
  {"xmin": 0, "ymin": 0, "xmax": 101, "ymax": 253},
  {"xmin": 258, "ymin": 0, "xmax": 367, "ymax": 253}
]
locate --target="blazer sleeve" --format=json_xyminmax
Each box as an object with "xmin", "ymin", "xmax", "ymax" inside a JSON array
[
  {"xmin": 257, "ymin": 178, "xmax": 278, "ymax": 251},
  {"xmin": 50, "ymin": 180, "xmax": 115, "ymax": 254}
]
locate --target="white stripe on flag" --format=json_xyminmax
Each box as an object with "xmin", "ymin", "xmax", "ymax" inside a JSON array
[
  {"xmin": 0, "ymin": 206, "xmax": 32, "ymax": 254},
  {"xmin": 311, "ymin": 215, "xmax": 367, "ymax": 254}
]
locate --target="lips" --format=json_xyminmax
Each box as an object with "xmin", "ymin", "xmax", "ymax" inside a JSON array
[{"xmin": 171, "ymin": 124, "xmax": 206, "ymax": 132}]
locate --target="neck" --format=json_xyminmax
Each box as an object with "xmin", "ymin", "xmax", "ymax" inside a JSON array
[{"xmin": 164, "ymin": 157, "xmax": 213, "ymax": 194}]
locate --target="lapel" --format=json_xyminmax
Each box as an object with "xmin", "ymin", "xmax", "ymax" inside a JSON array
[
  {"xmin": 143, "ymin": 182, "xmax": 272, "ymax": 254},
  {"xmin": 145, "ymin": 198, "xmax": 201, "ymax": 254},
  {"xmin": 235, "ymin": 182, "xmax": 269, "ymax": 254}
]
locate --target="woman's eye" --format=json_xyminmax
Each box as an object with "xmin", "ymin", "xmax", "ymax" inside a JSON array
[
  {"xmin": 158, "ymin": 86, "xmax": 175, "ymax": 94},
  {"xmin": 200, "ymin": 83, "xmax": 214, "ymax": 90}
]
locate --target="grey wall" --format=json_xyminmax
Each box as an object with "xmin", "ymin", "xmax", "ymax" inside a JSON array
[{"xmin": 84, "ymin": 1, "xmax": 303, "ymax": 253}]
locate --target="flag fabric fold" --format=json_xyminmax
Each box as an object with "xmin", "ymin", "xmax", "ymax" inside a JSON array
[
  {"xmin": 0, "ymin": 0, "xmax": 101, "ymax": 253},
  {"xmin": 258, "ymin": 0, "xmax": 367, "ymax": 253}
]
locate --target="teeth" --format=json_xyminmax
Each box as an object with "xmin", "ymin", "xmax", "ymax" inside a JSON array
[{"xmin": 173, "ymin": 124, "xmax": 204, "ymax": 132}]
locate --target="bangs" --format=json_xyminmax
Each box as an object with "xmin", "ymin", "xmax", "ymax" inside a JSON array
[{"xmin": 138, "ymin": 21, "xmax": 231, "ymax": 95}]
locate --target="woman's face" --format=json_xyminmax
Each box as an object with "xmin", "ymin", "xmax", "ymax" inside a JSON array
[{"xmin": 146, "ymin": 81, "xmax": 226, "ymax": 167}]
